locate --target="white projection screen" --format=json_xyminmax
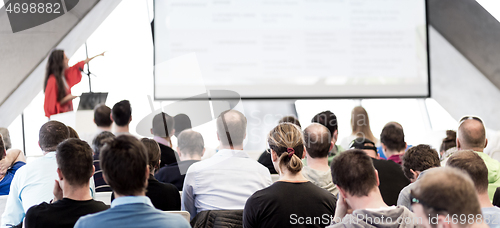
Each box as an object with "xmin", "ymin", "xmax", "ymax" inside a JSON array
[{"xmin": 154, "ymin": 0, "xmax": 430, "ymax": 100}]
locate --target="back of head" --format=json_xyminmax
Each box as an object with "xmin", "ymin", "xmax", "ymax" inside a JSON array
[
  {"xmin": 458, "ymin": 118, "xmax": 486, "ymax": 150},
  {"xmin": 112, "ymin": 100, "xmax": 132, "ymax": 127},
  {"xmin": 401, "ymin": 144, "xmax": 440, "ymax": 180},
  {"xmin": 0, "ymin": 128, "xmax": 12, "ymax": 150},
  {"xmin": 413, "ymin": 167, "xmax": 482, "ymax": 221},
  {"xmin": 304, "ymin": 123, "xmax": 331, "ymax": 158},
  {"xmin": 173, "ymin": 114, "xmax": 192, "ymax": 138},
  {"xmin": 279, "ymin": 116, "xmax": 301, "ymax": 128},
  {"xmin": 141, "ymin": 138, "xmax": 161, "ymax": 173},
  {"xmin": 67, "ymin": 126, "xmax": 79, "ymax": 139},
  {"xmin": 446, "ymin": 150, "xmax": 489, "ymax": 194},
  {"xmin": 44, "ymin": 50, "xmax": 66, "ymax": 101},
  {"xmin": 56, "ymin": 138, "xmax": 94, "ymax": 187},
  {"xmin": 92, "ymin": 131, "xmax": 115, "ymax": 157},
  {"xmin": 380, "ymin": 124, "xmax": 405, "ymax": 151},
  {"xmin": 216, "ymin": 110, "xmax": 247, "ymax": 148},
  {"xmin": 268, "ymin": 123, "xmax": 304, "ymax": 174},
  {"xmin": 94, "ymin": 104, "xmax": 112, "ymax": 127},
  {"xmin": 331, "ymin": 149, "xmax": 378, "ymax": 197},
  {"xmin": 152, "ymin": 112, "xmax": 175, "ymax": 138},
  {"xmin": 100, "ymin": 135, "xmax": 148, "ymax": 196},
  {"xmin": 311, "ymin": 111, "xmax": 337, "ymax": 137},
  {"xmin": 350, "ymin": 106, "xmax": 376, "ymax": 142},
  {"xmin": 39, "ymin": 120, "xmax": 69, "ymax": 152},
  {"xmin": 178, "ymin": 130, "xmax": 204, "ymax": 157}
]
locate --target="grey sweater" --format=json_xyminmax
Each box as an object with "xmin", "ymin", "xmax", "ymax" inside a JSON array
[{"xmin": 327, "ymin": 206, "xmax": 421, "ymax": 228}]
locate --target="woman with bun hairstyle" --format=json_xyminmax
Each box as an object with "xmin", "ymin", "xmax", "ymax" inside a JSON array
[
  {"xmin": 43, "ymin": 50, "xmax": 104, "ymax": 118},
  {"xmin": 243, "ymin": 123, "xmax": 336, "ymax": 228}
]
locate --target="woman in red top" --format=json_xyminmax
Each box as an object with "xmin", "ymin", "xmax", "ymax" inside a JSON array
[{"xmin": 43, "ymin": 50, "xmax": 104, "ymax": 118}]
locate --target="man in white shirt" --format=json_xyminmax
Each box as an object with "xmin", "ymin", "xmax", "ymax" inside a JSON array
[
  {"xmin": 2, "ymin": 121, "xmax": 96, "ymax": 227},
  {"xmin": 182, "ymin": 110, "xmax": 272, "ymax": 220}
]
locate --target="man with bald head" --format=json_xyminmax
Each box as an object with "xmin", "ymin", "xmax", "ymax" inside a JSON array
[
  {"xmin": 457, "ymin": 116, "xmax": 500, "ymax": 200},
  {"xmin": 182, "ymin": 110, "xmax": 272, "ymax": 220},
  {"xmin": 302, "ymin": 123, "xmax": 338, "ymax": 195}
]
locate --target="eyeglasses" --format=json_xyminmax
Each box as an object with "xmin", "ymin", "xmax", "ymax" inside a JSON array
[
  {"xmin": 410, "ymin": 190, "xmax": 447, "ymax": 212},
  {"xmin": 458, "ymin": 115, "xmax": 484, "ymax": 128}
]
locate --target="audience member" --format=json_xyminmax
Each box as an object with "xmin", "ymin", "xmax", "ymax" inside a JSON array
[
  {"xmin": 0, "ymin": 128, "xmax": 12, "ymax": 150},
  {"xmin": 111, "ymin": 100, "xmax": 132, "ymax": 136},
  {"xmin": 182, "ymin": 110, "xmax": 271, "ymax": 219},
  {"xmin": 112, "ymin": 138, "xmax": 180, "ymax": 211},
  {"xmin": 75, "ymin": 135, "xmax": 190, "ymax": 228},
  {"xmin": 67, "ymin": 126, "xmax": 79, "ymax": 139},
  {"xmin": 2, "ymin": 121, "xmax": 95, "ymax": 227},
  {"xmin": 380, "ymin": 123, "xmax": 407, "ymax": 165},
  {"xmin": 155, "ymin": 130, "xmax": 204, "ymax": 191},
  {"xmin": 302, "ymin": 123, "xmax": 338, "ymax": 195},
  {"xmin": 340, "ymin": 106, "xmax": 379, "ymax": 149},
  {"xmin": 173, "ymin": 114, "xmax": 192, "ymax": 138},
  {"xmin": 0, "ymin": 134, "xmax": 26, "ymax": 195},
  {"xmin": 447, "ymin": 150, "xmax": 500, "ymax": 228},
  {"xmin": 328, "ymin": 150, "xmax": 417, "ymax": 228},
  {"xmin": 79, "ymin": 104, "xmax": 113, "ymax": 143},
  {"xmin": 151, "ymin": 112, "xmax": 179, "ymax": 167},
  {"xmin": 440, "ymin": 130, "xmax": 457, "ymax": 158},
  {"xmin": 312, "ymin": 111, "xmax": 344, "ymax": 164},
  {"xmin": 412, "ymin": 167, "xmax": 488, "ymax": 228},
  {"xmin": 457, "ymin": 116, "xmax": 500, "ymax": 200},
  {"xmin": 397, "ymin": 144, "xmax": 440, "ymax": 210},
  {"xmin": 25, "ymin": 139, "xmax": 108, "ymax": 228},
  {"xmin": 350, "ymin": 138, "xmax": 410, "ymax": 206},
  {"xmin": 92, "ymin": 131, "xmax": 115, "ymax": 192},
  {"xmin": 258, "ymin": 115, "xmax": 301, "ymax": 174},
  {"xmin": 244, "ymin": 123, "xmax": 336, "ymax": 228},
  {"xmin": 94, "ymin": 104, "xmax": 113, "ymax": 132}
]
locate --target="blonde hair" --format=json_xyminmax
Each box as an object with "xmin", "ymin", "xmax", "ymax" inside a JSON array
[
  {"xmin": 268, "ymin": 123, "xmax": 304, "ymax": 174},
  {"xmin": 351, "ymin": 106, "xmax": 377, "ymax": 143}
]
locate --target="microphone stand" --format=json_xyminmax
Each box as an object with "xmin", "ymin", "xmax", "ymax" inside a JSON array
[{"xmin": 84, "ymin": 42, "xmax": 97, "ymax": 93}]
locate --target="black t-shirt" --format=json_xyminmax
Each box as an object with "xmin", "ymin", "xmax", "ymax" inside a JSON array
[
  {"xmin": 159, "ymin": 143, "xmax": 180, "ymax": 168},
  {"xmin": 111, "ymin": 175, "xmax": 181, "ymax": 211},
  {"xmin": 155, "ymin": 160, "xmax": 199, "ymax": 191},
  {"xmin": 244, "ymin": 181, "xmax": 337, "ymax": 228},
  {"xmin": 371, "ymin": 158, "xmax": 410, "ymax": 206},
  {"xmin": 25, "ymin": 198, "xmax": 109, "ymax": 228},
  {"xmin": 257, "ymin": 151, "xmax": 278, "ymax": 174}
]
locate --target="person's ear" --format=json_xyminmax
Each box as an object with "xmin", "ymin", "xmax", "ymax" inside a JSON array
[
  {"xmin": 92, "ymin": 165, "xmax": 95, "ymax": 175},
  {"xmin": 271, "ymin": 150, "xmax": 278, "ymax": 162},
  {"xmin": 145, "ymin": 165, "xmax": 150, "ymax": 180},
  {"xmin": 150, "ymin": 129, "xmax": 153, "ymax": 135},
  {"xmin": 437, "ymin": 214, "xmax": 451, "ymax": 228},
  {"xmin": 93, "ymin": 119, "xmax": 96, "ymax": 124},
  {"xmin": 57, "ymin": 168, "xmax": 63, "ymax": 181},
  {"xmin": 381, "ymin": 143, "xmax": 387, "ymax": 152},
  {"xmin": 301, "ymin": 146, "xmax": 306, "ymax": 159},
  {"xmin": 456, "ymin": 138, "xmax": 461, "ymax": 150},
  {"xmin": 129, "ymin": 116, "xmax": 132, "ymax": 124},
  {"xmin": 202, "ymin": 148, "xmax": 206, "ymax": 156},
  {"xmin": 374, "ymin": 169, "xmax": 380, "ymax": 186},
  {"xmin": 110, "ymin": 114, "xmax": 114, "ymax": 122},
  {"xmin": 329, "ymin": 142, "xmax": 334, "ymax": 152},
  {"xmin": 338, "ymin": 186, "xmax": 347, "ymax": 199},
  {"xmin": 485, "ymin": 138, "xmax": 488, "ymax": 148},
  {"xmin": 410, "ymin": 169, "xmax": 420, "ymax": 182},
  {"xmin": 333, "ymin": 130, "xmax": 338, "ymax": 141},
  {"xmin": 404, "ymin": 142, "xmax": 407, "ymax": 151}
]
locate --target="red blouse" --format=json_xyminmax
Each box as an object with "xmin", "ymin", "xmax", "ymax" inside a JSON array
[{"xmin": 44, "ymin": 61, "xmax": 84, "ymax": 118}]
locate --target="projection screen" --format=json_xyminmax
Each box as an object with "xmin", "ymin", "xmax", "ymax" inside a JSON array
[{"xmin": 154, "ymin": 0, "xmax": 430, "ymax": 99}]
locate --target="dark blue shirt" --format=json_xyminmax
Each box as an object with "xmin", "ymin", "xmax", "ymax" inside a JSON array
[{"xmin": 0, "ymin": 161, "xmax": 26, "ymax": 195}]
